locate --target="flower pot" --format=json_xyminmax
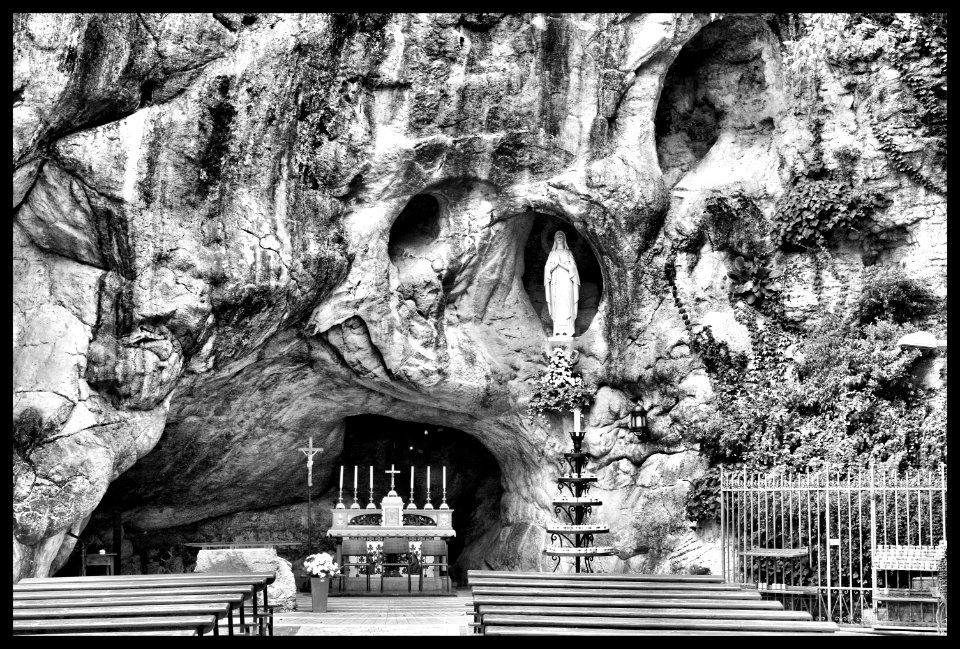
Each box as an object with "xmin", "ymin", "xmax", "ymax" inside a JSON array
[{"xmin": 310, "ymin": 577, "xmax": 329, "ymax": 612}]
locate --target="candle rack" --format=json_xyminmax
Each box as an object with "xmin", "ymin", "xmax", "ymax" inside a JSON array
[{"xmin": 543, "ymin": 427, "xmax": 615, "ymax": 572}]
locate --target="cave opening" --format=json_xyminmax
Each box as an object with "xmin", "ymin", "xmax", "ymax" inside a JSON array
[
  {"xmin": 387, "ymin": 193, "xmax": 442, "ymax": 262},
  {"xmin": 654, "ymin": 16, "xmax": 777, "ymax": 187},
  {"xmin": 521, "ymin": 213, "xmax": 603, "ymax": 336},
  {"xmin": 336, "ymin": 414, "xmax": 504, "ymax": 579}
]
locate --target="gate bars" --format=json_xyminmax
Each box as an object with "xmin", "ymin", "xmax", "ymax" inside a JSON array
[{"xmin": 720, "ymin": 464, "xmax": 946, "ymax": 625}]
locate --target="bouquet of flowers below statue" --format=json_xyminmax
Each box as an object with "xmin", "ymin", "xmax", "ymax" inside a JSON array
[
  {"xmin": 527, "ymin": 347, "xmax": 593, "ymax": 415},
  {"xmin": 303, "ymin": 552, "xmax": 341, "ymax": 582}
]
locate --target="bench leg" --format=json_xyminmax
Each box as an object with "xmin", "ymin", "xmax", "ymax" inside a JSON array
[{"xmin": 228, "ymin": 607, "xmax": 234, "ymax": 636}]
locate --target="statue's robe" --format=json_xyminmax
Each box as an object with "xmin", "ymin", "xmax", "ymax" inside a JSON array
[{"xmin": 544, "ymin": 235, "xmax": 580, "ymax": 337}]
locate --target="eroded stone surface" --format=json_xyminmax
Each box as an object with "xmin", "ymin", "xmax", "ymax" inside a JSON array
[{"xmin": 195, "ymin": 548, "xmax": 298, "ymax": 611}]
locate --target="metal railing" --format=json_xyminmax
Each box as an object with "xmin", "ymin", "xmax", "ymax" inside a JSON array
[{"xmin": 720, "ymin": 464, "xmax": 946, "ymax": 626}]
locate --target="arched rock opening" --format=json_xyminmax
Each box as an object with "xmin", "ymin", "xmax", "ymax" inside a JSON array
[
  {"xmin": 655, "ymin": 16, "xmax": 780, "ymax": 187},
  {"xmin": 336, "ymin": 415, "xmax": 504, "ymax": 579},
  {"xmin": 388, "ymin": 194, "xmax": 442, "ymax": 262},
  {"xmin": 521, "ymin": 213, "xmax": 603, "ymax": 337}
]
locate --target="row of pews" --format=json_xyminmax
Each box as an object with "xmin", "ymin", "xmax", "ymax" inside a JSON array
[
  {"xmin": 466, "ymin": 570, "xmax": 840, "ymax": 635},
  {"xmin": 13, "ymin": 572, "xmax": 277, "ymax": 636}
]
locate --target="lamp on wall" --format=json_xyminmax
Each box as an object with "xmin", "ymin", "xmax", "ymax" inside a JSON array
[{"xmin": 629, "ymin": 401, "xmax": 648, "ymax": 438}]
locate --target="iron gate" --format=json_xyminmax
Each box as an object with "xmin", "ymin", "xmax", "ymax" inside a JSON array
[{"xmin": 720, "ymin": 465, "xmax": 946, "ymax": 626}]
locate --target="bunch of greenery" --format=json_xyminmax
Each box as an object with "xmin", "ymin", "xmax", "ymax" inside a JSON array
[
  {"xmin": 852, "ymin": 264, "xmax": 938, "ymax": 325},
  {"xmin": 772, "ymin": 168, "xmax": 886, "ymax": 249},
  {"xmin": 527, "ymin": 348, "xmax": 594, "ymax": 415},
  {"xmin": 696, "ymin": 311, "xmax": 941, "ymax": 475},
  {"xmin": 727, "ymin": 255, "xmax": 783, "ymax": 306},
  {"xmin": 684, "ymin": 468, "xmax": 721, "ymax": 523}
]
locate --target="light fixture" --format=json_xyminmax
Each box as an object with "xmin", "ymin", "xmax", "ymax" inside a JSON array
[{"xmin": 629, "ymin": 401, "xmax": 648, "ymax": 437}]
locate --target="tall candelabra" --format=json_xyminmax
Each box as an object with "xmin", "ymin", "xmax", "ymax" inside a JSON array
[{"xmin": 543, "ymin": 424, "xmax": 614, "ymax": 572}]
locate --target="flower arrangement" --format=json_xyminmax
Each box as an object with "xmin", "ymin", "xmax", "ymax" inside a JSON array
[
  {"xmin": 303, "ymin": 552, "xmax": 340, "ymax": 582},
  {"xmin": 527, "ymin": 348, "xmax": 593, "ymax": 415}
]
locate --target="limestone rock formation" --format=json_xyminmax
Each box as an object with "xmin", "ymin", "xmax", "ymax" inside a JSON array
[
  {"xmin": 195, "ymin": 548, "xmax": 298, "ymax": 611},
  {"xmin": 13, "ymin": 13, "xmax": 946, "ymax": 580}
]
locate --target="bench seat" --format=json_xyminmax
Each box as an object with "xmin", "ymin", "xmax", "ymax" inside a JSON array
[
  {"xmin": 478, "ymin": 614, "xmax": 838, "ymax": 633},
  {"xmin": 13, "ymin": 614, "xmax": 219, "ymax": 636},
  {"xmin": 474, "ymin": 605, "xmax": 812, "ymax": 621}
]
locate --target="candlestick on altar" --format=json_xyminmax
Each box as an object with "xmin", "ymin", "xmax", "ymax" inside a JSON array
[
  {"xmin": 424, "ymin": 465, "xmax": 434, "ymax": 509},
  {"xmin": 407, "ymin": 466, "xmax": 417, "ymax": 509},
  {"xmin": 336, "ymin": 465, "xmax": 345, "ymax": 508},
  {"xmin": 440, "ymin": 465, "xmax": 449, "ymax": 509},
  {"xmin": 351, "ymin": 465, "xmax": 360, "ymax": 509},
  {"xmin": 366, "ymin": 465, "xmax": 376, "ymax": 509}
]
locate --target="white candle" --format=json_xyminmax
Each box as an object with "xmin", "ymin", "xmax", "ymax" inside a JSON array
[
  {"xmin": 427, "ymin": 466, "xmax": 431, "ymax": 489},
  {"xmin": 354, "ymin": 465, "xmax": 358, "ymax": 491},
  {"xmin": 443, "ymin": 466, "xmax": 446, "ymax": 490},
  {"xmin": 339, "ymin": 465, "xmax": 344, "ymax": 489},
  {"xmin": 411, "ymin": 466, "xmax": 414, "ymax": 489},
  {"xmin": 369, "ymin": 466, "xmax": 373, "ymax": 490},
  {"xmin": 574, "ymin": 409, "xmax": 581, "ymax": 432}
]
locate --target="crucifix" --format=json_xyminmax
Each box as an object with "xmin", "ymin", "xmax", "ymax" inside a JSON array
[
  {"xmin": 298, "ymin": 436, "xmax": 324, "ymax": 551},
  {"xmin": 385, "ymin": 464, "xmax": 401, "ymax": 495}
]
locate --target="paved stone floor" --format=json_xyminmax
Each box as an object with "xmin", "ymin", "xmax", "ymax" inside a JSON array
[{"xmin": 273, "ymin": 590, "xmax": 473, "ymax": 636}]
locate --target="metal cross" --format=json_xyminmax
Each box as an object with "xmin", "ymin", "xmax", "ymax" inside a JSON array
[
  {"xmin": 299, "ymin": 436, "xmax": 323, "ymax": 487},
  {"xmin": 385, "ymin": 464, "xmax": 401, "ymax": 491}
]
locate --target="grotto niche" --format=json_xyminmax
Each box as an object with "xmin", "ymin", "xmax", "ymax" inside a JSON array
[{"xmin": 521, "ymin": 213, "xmax": 604, "ymax": 337}]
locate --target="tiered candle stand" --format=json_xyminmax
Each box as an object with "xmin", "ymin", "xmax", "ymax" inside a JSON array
[{"xmin": 544, "ymin": 429, "xmax": 615, "ymax": 573}]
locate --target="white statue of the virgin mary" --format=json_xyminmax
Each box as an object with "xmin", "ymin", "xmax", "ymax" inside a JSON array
[{"xmin": 544, "ymin": 231, "xmax": 580, "ymax": 337}]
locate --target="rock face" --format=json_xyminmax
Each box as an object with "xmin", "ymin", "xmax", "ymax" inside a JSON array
[
  {"xmin": 13, "ymin": 13, "xmax": 946, "ymax": 580},
  {"xmin": 195, "ymin": 548, "xmax": 298, "ymax": 611}
]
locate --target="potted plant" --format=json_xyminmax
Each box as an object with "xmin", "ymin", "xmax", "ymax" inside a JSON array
[{"xmin": 303, "ymin": 552, "xmax": 340, "ymax": 612}]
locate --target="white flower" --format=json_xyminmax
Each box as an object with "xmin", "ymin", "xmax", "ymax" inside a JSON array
[{"xmin": 304, "ymin": 552, "xmax": 341, "ymax": 580}]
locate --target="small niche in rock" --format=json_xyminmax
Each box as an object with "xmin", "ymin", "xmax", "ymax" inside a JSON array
[
  {"xmin": 336, "ymin": 415, "xmax": 504, "ymax": 581},
  {"xmin": 654, "ymin": 16, "xmax": 779, "ymax": 187},
  {"xmin": 521, "ymin": 213, "xmax": 603, "ymax": 337},
  {"xmin": 388, "ymin": 194, "xmax": 442, "ymax": 263}
]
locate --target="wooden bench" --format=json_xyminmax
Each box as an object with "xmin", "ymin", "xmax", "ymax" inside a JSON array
[
  {"xmin": 478, "ymin": 614, "xmax": 838, "ymax": 634},
  {"xmin": 15, "ymin": 574, "xmax": 273, "ymax": 635},
  {"xmin": 467, "ymin": 570, "xmax": 723, "ymax": 583},
  {"xmin": 467, "ymin": 571, "xmax": 837, "ymax": 636},
  {"xmin": 41, "ymin": 630, "xmax": 199, "ymax": 636},
  {"xmin": 473, "ymin": 605, "xmax": 813, "ymax": 622},
  {"xmin": 12, "ymin": 615, "xmax": 219, "ymax": 636},
  {"xmin": 14, "ymin": 593, "xmax": 247, "ymax": 636},
  {"xmin": 469, "ymin": 595, "xmax": 784, "ymax": 610},
  {"xmin": 468, "ymin": 578, "xmax": 743, "ymax": 591},
  {"xmin": 13, "ymin": 603, "xmax": 233, "ymax": 635},
  {"xmin": 482, "ymin": 627, "xmax": 833, "ymax": 636},
  {"xmin": 470, "ymin": 586, "xmax": 764, "ymax": 599}
]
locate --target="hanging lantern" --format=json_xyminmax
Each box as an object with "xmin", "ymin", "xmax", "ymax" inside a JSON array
[{"xmin": 629, "ymin": 402, "xmax": 648, "ymax": 436}]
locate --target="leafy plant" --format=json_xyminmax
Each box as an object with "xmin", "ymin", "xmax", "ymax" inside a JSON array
[
  {"xmin": 685, "ymin": 468, "xmax": 721, "ymax": 523},
  {"xmin": 853, "ymin": 265, "xmax": 938, "ymax": 325},
  {"xmin": 527, "ymin": 348, "xmax": 594, "ymax": 416},
  {"xmin": 727, "ymin": 255, "xmax": 783, "ymax": 306},
  {"xmin": 772, "ymin": 171, "xmax": 886, "ymax": 249}
]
